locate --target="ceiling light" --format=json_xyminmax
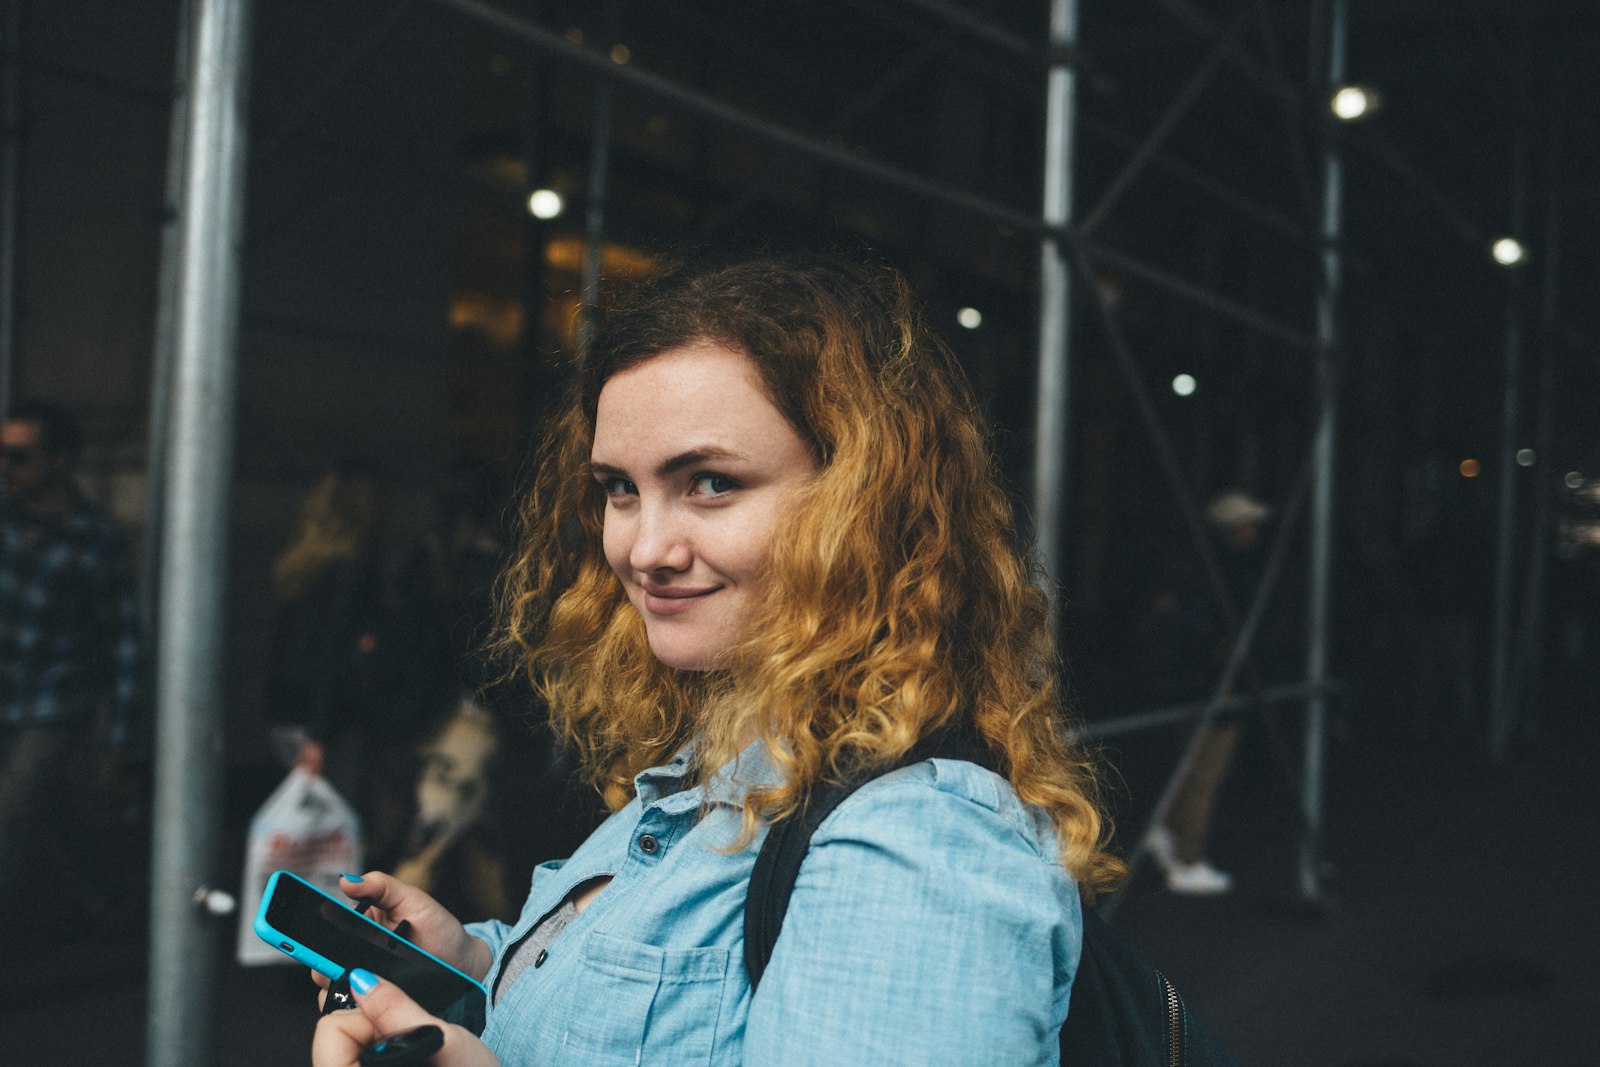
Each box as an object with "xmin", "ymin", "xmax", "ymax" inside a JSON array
[
  {"xmin": 1492, "ymin": 237, "xmax": 1526, "ymax": 266},
  {"xmin": 527, "ymin": 189, "xmax": 564, "ymax": 219},
  {"xmin": 1331, "ymin": 86, "xmax": 1378, "ymax": 121}
]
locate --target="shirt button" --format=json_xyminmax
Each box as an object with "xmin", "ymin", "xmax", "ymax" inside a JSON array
[
  {"xmin": 639, "ymin": 833, "xmax": 659, "ymax": 854},
  {"xmin": 533, "ymin": 949, "xmax": 548, "ymax": 968}
]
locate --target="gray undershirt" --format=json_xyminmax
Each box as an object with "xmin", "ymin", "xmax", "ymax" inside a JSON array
[{"xmin": 495, "ymin": 898, "xmax": 579, "ymax": 1004}]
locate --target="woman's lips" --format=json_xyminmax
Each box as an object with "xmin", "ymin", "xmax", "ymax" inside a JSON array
[{"xmin": 641, "ymin": 584, "xmax": 722, "ymax": 615}]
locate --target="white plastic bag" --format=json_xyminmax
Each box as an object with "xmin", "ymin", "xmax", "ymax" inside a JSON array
[{"xmin": 236, "ymin": 767, "xmax": 364, "ymax": 965}]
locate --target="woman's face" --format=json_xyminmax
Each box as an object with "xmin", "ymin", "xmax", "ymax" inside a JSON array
[{"xmin": 591, "ymin": 343, "xmax": 818, "ymax": 670}]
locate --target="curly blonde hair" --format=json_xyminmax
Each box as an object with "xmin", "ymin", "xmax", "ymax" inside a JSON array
[{"xmin": 495, "ymin": 254, "xmax": 1123, "ymax": 898}]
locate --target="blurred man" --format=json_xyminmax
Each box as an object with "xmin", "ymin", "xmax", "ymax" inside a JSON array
[
  {"xmin": 0, "ymin": 400, "xmax": 145, "ymax": 923},
  {"xmin": 1145, "ymin": 490, "xmax": 1272, "ymax": 895}
]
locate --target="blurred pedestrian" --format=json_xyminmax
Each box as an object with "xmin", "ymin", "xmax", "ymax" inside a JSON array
[
  {"xmin": 1144, "ymin": 489, "xmax": 1272, "ymax": 896},
  {"xmin": 265, "ymin": 468, "xmax": 444, "ymax": 869},
  {"xmin": 0, "ymin": 400, "xmax": 146, "ymax": 927}
]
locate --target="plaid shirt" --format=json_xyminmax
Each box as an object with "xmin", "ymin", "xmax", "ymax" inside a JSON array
[{"xmin": 0, "ymin": 488, "xmax": 145, "ymax": 745}]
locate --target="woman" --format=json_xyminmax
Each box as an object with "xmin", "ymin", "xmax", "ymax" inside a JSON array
[
  {"xmin": 312, "ymin": 254, "xmax": 1124, "ymax": 1066},
  {"xmin": 266, "ymin": 469, "xmax": 438, "ymax": 869}
]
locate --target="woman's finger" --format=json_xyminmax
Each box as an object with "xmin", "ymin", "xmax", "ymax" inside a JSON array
[
  {"xmin": 312, "ymin": 969, "xmax": 499, "ymax": 1067},
  {"xmin": 312, "ymin": 969, "xmax": 433, "ymax": 1067}
]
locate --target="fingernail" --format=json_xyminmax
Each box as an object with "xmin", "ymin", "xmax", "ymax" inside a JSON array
[
  {"xmin": 341, "ymin": 872, "xmax": 365, "ymax": 883},
  {"xmin": 348, "ymin": 968, "xmax": 380, "ymax": 995}
]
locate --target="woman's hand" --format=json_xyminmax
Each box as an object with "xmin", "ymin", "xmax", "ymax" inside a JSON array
[
  {"xmin": 312, "ymin": 968, "xmax": 499, "ymax": 1067},
  {"xmin": 335, "ymin": 872, "xmax": 494, "ymax": 981}
]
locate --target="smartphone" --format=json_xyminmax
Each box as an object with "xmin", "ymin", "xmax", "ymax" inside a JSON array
[{"xmin": 254, "ymin": 870, "xmax": 487, "ymax": 1031}]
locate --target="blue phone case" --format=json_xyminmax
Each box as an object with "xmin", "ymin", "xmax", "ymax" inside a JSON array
[{"xmin": 253, "ymin": 870, "xmax": 488, "ymax": 997}]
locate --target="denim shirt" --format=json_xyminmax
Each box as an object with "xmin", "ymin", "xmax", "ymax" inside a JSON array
[{"xmin": 464, "ymin": 741, "xmax": 1081, "ymax": 1066}]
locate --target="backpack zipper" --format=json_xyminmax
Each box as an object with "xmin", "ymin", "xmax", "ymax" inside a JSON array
[{"xmin": 1156, "ymin": 969, "xmax": 1182, "ymax": 1066}]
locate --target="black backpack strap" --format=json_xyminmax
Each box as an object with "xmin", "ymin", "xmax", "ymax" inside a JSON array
[{"xmin": 743, "ymin": 727, "xmax": 1000, "ymax": 988}]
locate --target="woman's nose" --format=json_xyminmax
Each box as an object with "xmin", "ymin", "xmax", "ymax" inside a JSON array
[{"xmin": 629, "ymin": 503, "xmax": 693, "ymax": 573}]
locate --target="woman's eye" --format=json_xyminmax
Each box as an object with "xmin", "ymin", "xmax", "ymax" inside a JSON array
[
  {"xmin": 598, "ymin": 476, "xmax": 637, "ymax": 497},
  {"xmin": 690, "ymin": 473, "xmax": 738, "ymax": 497}
]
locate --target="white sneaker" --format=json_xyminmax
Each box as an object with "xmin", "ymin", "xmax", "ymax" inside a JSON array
[
  {"xmin": 1145, "ymin": 825, "xmax": 1233, "ymax": 895},
  {"xmin": 1163, "ymin": 859, "xmax": 1233, "ymax": 895}
]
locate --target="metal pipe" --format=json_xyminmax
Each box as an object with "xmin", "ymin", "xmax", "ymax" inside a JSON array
[
  {"xmin": 1489, "ymin": 135, "xmax": 1528, "ymax": 759},
  {"xmin": 146, "ymin": 0, "xmax": 254, "ymax": 1063},
  {"xmin": 1149, "ymin": 0, "xmax": 1304, "ymax": 109},
  {"xmin": 1083, "ymin": 682, "xmax": 1329, "ymax": 740},
  {"xmin": 1077, "ymin": 112, "xmax": 1320, "ymax": 248},
  {"xmin": 0, "ymin": 0, "xmax": 21, "ymax": 417},
  {"xmin": 1082, "ymin": 241, "xmax": 1319, "ymax": 352},
  {"xmin": 577, "ymin": 20, "xmax": 615, "ymax": 358},
  {"xmin": 1300, "ymin": 0, "xmax": 1346, "ymax": 905},
  {"xmin": 878, "ymin": 0, "xmax": 1041, "ymax": 60},
  {"xmin": 141, "ymin": 0, "xmax": 194, "ymax": 630},
  {"xmin": 1031, "ymin": 0, "xmax": 1078, "ymax": 602}
]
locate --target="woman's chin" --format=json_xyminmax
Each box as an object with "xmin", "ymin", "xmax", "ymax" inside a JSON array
[{"xmin": 647, "ymin": 641, "xmax": 721, "ymax": 672}]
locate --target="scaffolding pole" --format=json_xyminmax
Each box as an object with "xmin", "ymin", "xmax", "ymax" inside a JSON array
[
  {"xmin": 1031, "ymin": 0, "xmax": 1078, "ymax": 600},
  {"xmin": 577, "ymin": 4, "xmax": 615, "ymax": 358},
  {"xmin": 1301, "ymin": 0, "xmax": 1346, "ymax": 905},
  {"xmin": 1489, "ymin": 136, "xmax": 1528, "ymax": 759},
  {"xmin": 142, "ymin": 0, "xmax": 194, "ymax": 629},
  {"xmin": 146, "ymin": 0, "xmax": 253, "ymax": 1063},
  {"xmin": 0, "ymin": 0, "xmax": 21, "ymax": 416}
]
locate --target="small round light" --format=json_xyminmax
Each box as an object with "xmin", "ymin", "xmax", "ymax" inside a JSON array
[
  {"xmin": 610, "ymin": 43, "xmax": 632, "ymax": 65},
  {"xmin": 564, "ymin": 27, "xmax": 584, "ymax": 45},
  {"xmin": 1171, "ymin": 374, "xmax": 1197, "ymax": 397},
  {"xmin": 956, "ymin": 307, "xmax": 983, "ymax": 330},
  {"xmin": 1515, "ymin": 448, "xmax": 1536, "ymax": 467},
  {"xmin": 1492, "ymin": 237, "xmax": 1526, "ymax": 266},
  {"xmin": 527, "ymin": 189, "xmax": 564, "ymax": 219},
  {"xmin": 1565, "ymin": 471, "xmax": 1586, "ymax": 490},
  {"xmin": 1460, "ymin": 458, "xmax": 1481, "ymax": 478},
  {"xmin": 1331, "ymin": 86, "xmax": 1376, "ymax": 121}
]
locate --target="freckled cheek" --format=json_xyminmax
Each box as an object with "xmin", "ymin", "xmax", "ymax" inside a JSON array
[
  {"xmin": 601, "ymin": 515, "xmax": 633, "ymax": 583},
  {"xmin": 723, "ymin": 515, "xmax": 784, "ymax": 586}
]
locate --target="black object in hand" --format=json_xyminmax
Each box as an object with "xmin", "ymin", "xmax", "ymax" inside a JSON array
[
  {"xmin": 321, "ymin": 973, "xmax": 355, "ymax": 1016},
  {"xmin": 357, "ymin": 1024, "xmax": 445, "ymax": 1066}
]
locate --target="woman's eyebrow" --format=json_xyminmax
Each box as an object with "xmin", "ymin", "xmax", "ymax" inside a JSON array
[
  {"xmin": 589, "ymin": 446, "xmax": 747, "ymax": 480},
  {"xmin": 659, "ymin": 446, "xmax": 744, "ymax": 474}
]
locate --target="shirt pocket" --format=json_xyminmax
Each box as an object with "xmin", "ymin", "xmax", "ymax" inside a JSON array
[{"xmin": 554, "ymin": 930, "xmax": 733, "ymax": 1066}]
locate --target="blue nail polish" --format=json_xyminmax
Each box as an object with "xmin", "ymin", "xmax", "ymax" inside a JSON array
[
  {"xmin": 348, "ymin": 968, "xmax": 380, "ymax": 995},
  {"xmin": 341, "ymin": 872, "xmax": 365, "ymax": 883}
]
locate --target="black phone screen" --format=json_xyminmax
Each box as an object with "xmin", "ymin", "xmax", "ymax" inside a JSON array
[{"xmin": 264, "ymin": 875, "xmax": 486, "ymax": 1031}]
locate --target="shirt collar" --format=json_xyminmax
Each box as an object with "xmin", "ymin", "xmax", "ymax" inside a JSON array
[{"xmin": 632, "ymin": 736, "xmax": 786, "ymax": 811}]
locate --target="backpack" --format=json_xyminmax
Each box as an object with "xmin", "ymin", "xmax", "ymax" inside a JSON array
[{"xmin": 743, "ymin": 730, "xmax": 1239, "ymax": 1066}]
